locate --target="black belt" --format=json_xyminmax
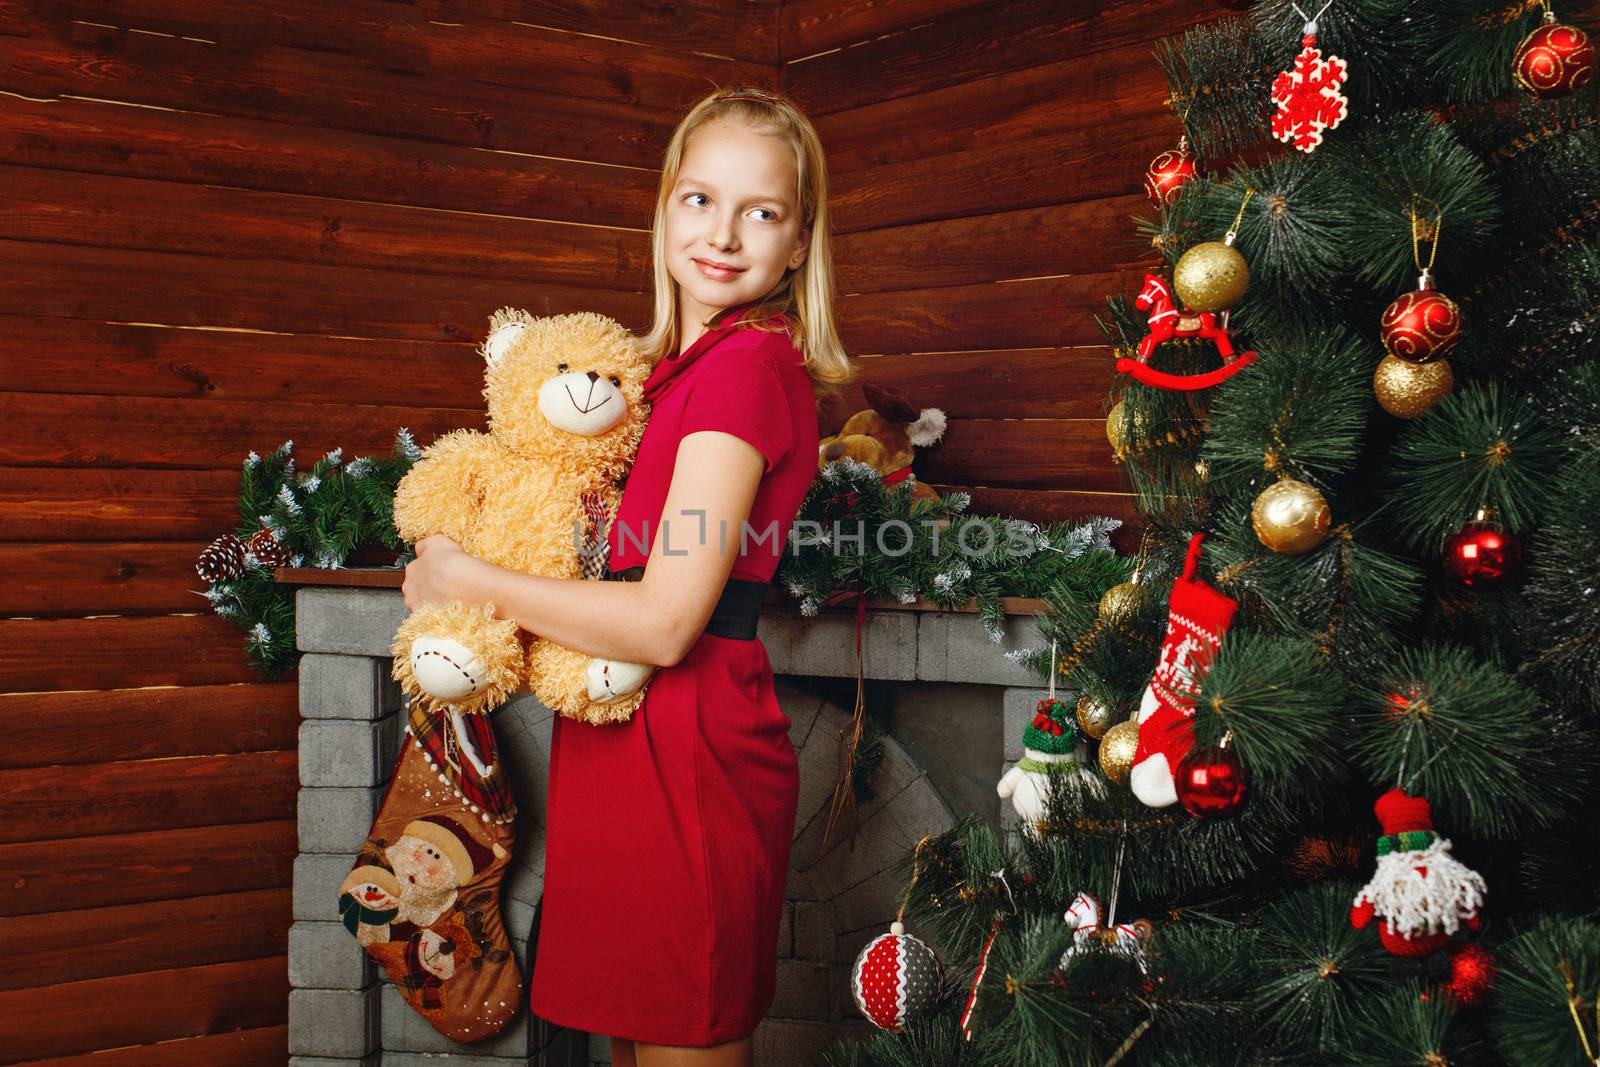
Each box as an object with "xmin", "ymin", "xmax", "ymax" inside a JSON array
[{"xmin": 610, "ymin": 565, "xmax": 769, "ymax": 641}]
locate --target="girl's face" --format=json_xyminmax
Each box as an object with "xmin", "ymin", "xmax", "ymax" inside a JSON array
[{"xmin": 664, "ymin": 119, "xmax": 809, "ymax": 329}]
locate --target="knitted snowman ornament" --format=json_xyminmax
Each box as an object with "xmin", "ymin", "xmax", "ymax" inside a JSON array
[
  {"xmin": 1130, "ymin": 533, "xmax": 1238, "ymax": 808},
  {"xmin": 1351, "ymin": 787, "xmax": 1487, "ymax": 957},
  {"xmin": 997, "ymin": 696, "xmax": 1101, "ymax": 836}
]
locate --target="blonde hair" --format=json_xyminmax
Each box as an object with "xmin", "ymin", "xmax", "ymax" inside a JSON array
[{"xmin": 637, "ymin": 86, "xmax": 856, "ymax": 392}]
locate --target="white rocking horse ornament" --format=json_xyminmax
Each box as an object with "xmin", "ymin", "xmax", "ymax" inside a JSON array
[{"xmin": 1115, "ymin": 273, "xmax": 1257, "ymax": 392}]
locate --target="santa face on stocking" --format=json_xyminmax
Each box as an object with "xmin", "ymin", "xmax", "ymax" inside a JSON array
[
  {"xmin": 388, "ymin": 836, "xmax": 462, "ymax": 923},
  {"xmin": 386, "ymin": 814, "xmax": 500, "ymax": 928}
]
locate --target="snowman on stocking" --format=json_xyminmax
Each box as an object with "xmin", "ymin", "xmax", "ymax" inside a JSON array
[{"xmin": 1129, "ymin": 533, "xmax": 1238, "ymax": 808}]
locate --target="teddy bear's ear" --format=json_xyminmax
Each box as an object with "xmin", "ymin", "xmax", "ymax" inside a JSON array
[{"xmin": 481, "ymin": 307, "xmax": 533, "ymax": 368}]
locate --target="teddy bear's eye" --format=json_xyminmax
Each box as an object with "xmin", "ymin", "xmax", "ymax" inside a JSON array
[
  {"xmin": 557, "ymin": 362, "xmax": 569, "ymax": 373},
  {"xmin": 609, "ymin": 376, "xmax": 620, "ymax": 387}
]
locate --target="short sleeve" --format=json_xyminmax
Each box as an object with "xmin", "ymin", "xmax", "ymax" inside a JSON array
[{"xmin": 677, "ymin": 333, "xmax": 795, "ymax": 474}]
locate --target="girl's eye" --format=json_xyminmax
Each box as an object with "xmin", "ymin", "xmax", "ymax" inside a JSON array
[
  {"xmin": 684, "ymin": 193, "xmax": 709, "ymax": 207},
  {"xmin": 557, "ymin": 362, "xmax": 569, "ymax": 373},
  {"xmin": 750, "ymin": 208, "xmax": 778, "ymax": 222}
]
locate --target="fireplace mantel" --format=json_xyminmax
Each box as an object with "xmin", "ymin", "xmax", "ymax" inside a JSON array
[{"xmin": 282, "ymin": 569, "xmax": 1063, "ymax": 1066}]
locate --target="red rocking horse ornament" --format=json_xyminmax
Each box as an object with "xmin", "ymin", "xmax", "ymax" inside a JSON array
[{"xmin": 1117, "ymin": 273, "xmax": 1257, "ymax": 392}]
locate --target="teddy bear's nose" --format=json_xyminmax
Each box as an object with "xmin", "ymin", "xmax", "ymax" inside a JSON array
[
  {"xmin": 822, "ymin": 441, "xmax": 846, "ymax": 462},
  {"xmin": 586, "ymin": 371, "xmax": 599, "ymax": 383}
]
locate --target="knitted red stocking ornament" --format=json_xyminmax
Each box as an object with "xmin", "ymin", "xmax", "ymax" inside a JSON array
[{"xmin": 1129, "ymin": 533, "xmax": 1238, "ymax": 808}]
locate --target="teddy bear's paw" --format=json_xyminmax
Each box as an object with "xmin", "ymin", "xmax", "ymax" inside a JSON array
[
  {"xmin": 585, "ymin": 658, "xmax": 655, "ymax": 703},
  {"xmin": 410, "ymin": 636, "xmax": 493, "ymax": 702}
]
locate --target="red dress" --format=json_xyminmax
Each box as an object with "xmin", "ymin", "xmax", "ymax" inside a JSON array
[{"xmin": 528, "ymin": 303, "xmax": 820, "ymax": 1045}]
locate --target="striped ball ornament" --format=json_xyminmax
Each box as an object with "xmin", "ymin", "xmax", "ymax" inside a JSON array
[{"xmin": 850, "ymin": 921, "xmax": 943, "ymax": 1031}]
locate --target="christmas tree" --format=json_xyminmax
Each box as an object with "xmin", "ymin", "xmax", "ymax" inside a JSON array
[{"xmin": 827, "ymin": 1, "xmax": 1600, "ymax": 1063}]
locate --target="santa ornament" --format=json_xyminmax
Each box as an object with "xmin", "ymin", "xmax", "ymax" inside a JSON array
[
  {"xmin": 1130, "ymin": 533, "xmax": 1238, "ymax": 808},
  {"xmin": 1270, "ymin": 3, "xmax": 1349, "ymax": 153},
  {"xmin": 1351, "ymin": 787, "xmax": 1487, "ymax": 957}
]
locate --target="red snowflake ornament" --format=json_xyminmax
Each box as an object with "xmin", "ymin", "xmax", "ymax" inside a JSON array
[{"xmin": 1271, "ymin": 34, "xmax": 1349, "ymax": 153}]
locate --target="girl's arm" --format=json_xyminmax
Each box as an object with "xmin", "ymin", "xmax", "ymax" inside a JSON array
[{"xmin": 442, "ymin": 429, "xmax": 765, "ymax": 667}]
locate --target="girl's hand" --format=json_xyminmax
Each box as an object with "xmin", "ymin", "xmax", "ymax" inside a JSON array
[{"xmin": 402, "ymin": 534, "xmax": 469, "ymax": 610}]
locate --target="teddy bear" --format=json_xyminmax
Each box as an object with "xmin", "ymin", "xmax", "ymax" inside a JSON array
[
  {"xmin": 388, "ymin": 307, "xmax": 657, "ymax": 726},
  {"xmin": 817, "ymin": 382, "xmax": 947, "ymax": 502}
]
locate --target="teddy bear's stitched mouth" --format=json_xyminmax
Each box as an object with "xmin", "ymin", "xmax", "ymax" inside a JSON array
[{"xmin": 562, "ymin": 385, "xmax": 616, "ymax": 415}]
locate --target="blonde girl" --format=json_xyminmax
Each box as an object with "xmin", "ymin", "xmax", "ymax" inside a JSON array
[{"xmin": 403, "ymin": 86, "xmax": 853, "ymax": 1066}]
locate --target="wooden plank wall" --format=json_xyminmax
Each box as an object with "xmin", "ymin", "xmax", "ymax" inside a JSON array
[
  {"xmin": 0, "ymin": 4, "xmax": 774, "ymax": 1062},
  {"xmin": 783, "ymin": 0, "xmax": 1228, "ymax": 534},
  {"xmin": 0, "ymin": 2, "xmax": 1225, "ymax": 1059}
]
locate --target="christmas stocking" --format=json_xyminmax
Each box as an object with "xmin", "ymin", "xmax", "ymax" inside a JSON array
[
  {"xmin": 338, "ymin": 700, "xmax": 524, "ymax": 1043},
  {"xmin": 1129, "ymin": 533, "xmax": 1237, "ymax": 808}
]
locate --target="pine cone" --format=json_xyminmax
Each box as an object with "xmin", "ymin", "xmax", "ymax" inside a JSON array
[
  {"xmin": 197, "ymin": 533, "xmax": 247, "ymax": 583},
  {"xmin": 247, "ymin": 527, "xmax": 289, "ymax": 568}
]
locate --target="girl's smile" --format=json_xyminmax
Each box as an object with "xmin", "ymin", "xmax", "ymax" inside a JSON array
[{"xmin": 692, "ymin": 257, "xmax": 747, "ymax": 281}]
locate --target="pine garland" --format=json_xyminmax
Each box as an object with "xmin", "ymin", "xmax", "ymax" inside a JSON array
[
  {"xmin": 203, "ymin": 439, "xmax": 1130, "ymax": 683},
  {"xmin": 773, "ymin": 457, "xmax": 1128, "ymax": 642},
  {"xmin": 195, "ymin": 432, "xmax": 419, "ymax": 677}
]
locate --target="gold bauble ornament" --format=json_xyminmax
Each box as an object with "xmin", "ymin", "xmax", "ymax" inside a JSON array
[
  {"xmin": 1106, "ymin": 400, "xmax": 1149, "ymax": 457},
  {"xmin": 1373, "ymin": 354, "xmax": 1453, "ymax": 419},
  {"xmin": 1075, "ymin": 694, "xmax": 1115, "ymax": 740},
  {"xmin": 1098, "ymin": 719, "xmax": 1140, "ymax": 784},
  {"xmin": 1106, "ymin": 400, "xmax": 1128, "ymax": 454},
  {"xmin": 1173, "ymin": 236, "xmax": 1249, "ymax": 313},
  {"xmin": 1098, "ymin": 581, "xmax": 1142, "ymax": 626},
  {"xmin": 1252, "ymin": 478, "xmax": 1332, "ymax": 554}
]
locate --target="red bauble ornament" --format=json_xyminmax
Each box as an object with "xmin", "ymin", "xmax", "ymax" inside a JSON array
[
  {"xmin": 1380, "ymin": 275, "xmax": 1462, "ymax": 364},
  {"xmin": 1443, "ymin": 943, "xmax": 1496, "ymax": 1008},
  {"xmin": 1514, "ymin": 14, "xmax": 1596, "ymax": 98},
  {"xmin": 1173, "ymin": 743, "xmax": 1248, "ymax": 818},
  {"xmin": 1444, "ymin": 514, "xmax": 1522, "ymax": 588},
  {"xmin": 1144, "ymin": 139, "xmax": 1198, "ymax": 206}
]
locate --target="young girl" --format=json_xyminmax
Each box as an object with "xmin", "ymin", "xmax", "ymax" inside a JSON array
[{"xmin": 400, "ymin": 86, "xmax": 854, "ymax": 1066}]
